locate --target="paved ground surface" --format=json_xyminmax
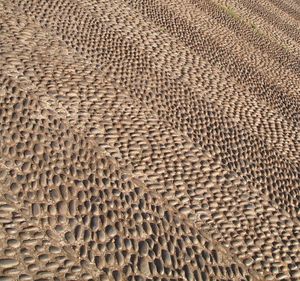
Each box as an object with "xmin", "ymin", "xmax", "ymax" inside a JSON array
[{"xmin": 0, "ymin": 0, "xmax": 299, "ymax": 280}]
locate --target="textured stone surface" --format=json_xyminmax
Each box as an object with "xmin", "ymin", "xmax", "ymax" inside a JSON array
[{"xmin": 0, "ymin": 0, "xmax": 299, "ymax": 280}]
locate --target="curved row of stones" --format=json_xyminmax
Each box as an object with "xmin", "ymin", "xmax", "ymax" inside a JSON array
[
  {"xmin": 0, "ymin": 73, "xmax": 256, "ymax": 281},
  {"xmin": 215, "ymin": 0, "xmax": 300, "ymax": 55},
  {"xmin": 122, "ymin": 0, "xmax": 300, "ymax": 123}
]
